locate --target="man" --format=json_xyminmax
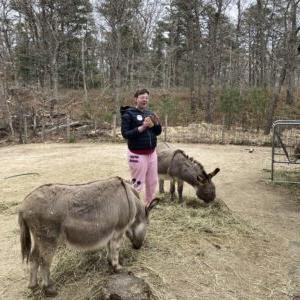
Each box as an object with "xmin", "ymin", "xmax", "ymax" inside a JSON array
[{"xmin": 120, "ymin": 89, "xmax": 162, "ymax": 204}]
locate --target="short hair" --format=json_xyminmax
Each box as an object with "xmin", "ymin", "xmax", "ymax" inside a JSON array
[{"xmin": 134, "ymin": 88, "xmax": 150, "ymax": 98}]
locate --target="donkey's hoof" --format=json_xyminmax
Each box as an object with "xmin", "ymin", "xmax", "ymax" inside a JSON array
[
  {"xmin": 42, "ymin": 284, "xmax": 58, "ymax": 297},
  {"xmin": 112, "ymin": 264, "xmax": 123, "ymax": 273},
  {"xmin": 28, "ymin": 283, "xmax": 38, "ymax": 290},
  {"xmin": 180, "ymin": 202, "xmax": 186, "ymax": 208}
]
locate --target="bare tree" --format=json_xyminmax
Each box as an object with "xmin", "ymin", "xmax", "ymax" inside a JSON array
[
  {"xmin": 285, "ymin": 0, "xmax": 300, "ymax": 105},
  {"xmin": 97, "ymin": 1, "xmax": 140, "ymax": 115}
]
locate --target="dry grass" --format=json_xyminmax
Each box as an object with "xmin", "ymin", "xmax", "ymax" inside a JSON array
[
  {"xmin": 273, "ymin": 169, "xmax": 300, "ymax": 184},
  {"xmin": 0, "ymin": 199, "xmax": 19, "ymax": 214},
  {"xmin": 26, "ymin": 195, "xmax": 283, "ymax": 300}
]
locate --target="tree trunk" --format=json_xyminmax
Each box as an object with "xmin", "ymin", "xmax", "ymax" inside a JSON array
[
  {"xmin": 264, "ymin": 67, "xmax": 286, "ymax": 134},
  {"xmin": 233, "ymin": 0, "xmax": 241, "ymax": 88},
  {"xmin": 51, "ymin": 44, "xmax": 59, "ymax": 99},
  {"xmin": 183, "ymin": 1, "xmax": 201, "ymax": 116},
  {"xmin": 285, "ymin": 0, "xmax": 298, "ymax": 105},
  {"xmin": 5, "ymin": 98, "xmax": 15, "ymax": 137},
  {"xmin": 205, "ymin": 5, "xmax": 221, "ymax": 123},
  {"xmin": 205, "ymin": 76, "xmax": 214, "ymax": 123},
  {"xmin": 111, "ymin": 27, "xmax": 122, "ymax": 122},
  {"xmin": 82, "ymin": 36, "xmax": 88, "ymax": 103},
  {"xmin": 2, "ymin": 68, "xmax": 14, "ymax": 137}
]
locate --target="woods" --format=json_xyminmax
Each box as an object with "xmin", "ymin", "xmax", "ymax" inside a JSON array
[{"xmin": 0, "ymin": 0, "xmax": 299, "ymax": 142}]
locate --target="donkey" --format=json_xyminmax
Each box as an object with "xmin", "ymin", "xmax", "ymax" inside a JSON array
[
  {"xmin": 157, "ymin": 143, "xmax": 220, "ymax": 203},
  {"xmin": 18, "ymin": 176, "xmax": 158, "ymax": 297},
  {"xmin": 291, "ymin": 143, "xmax": 300, "ymax": 162}
]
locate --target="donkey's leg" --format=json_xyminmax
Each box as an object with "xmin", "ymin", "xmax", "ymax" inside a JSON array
[
  {"xmin": 108, "ymin": 232, "xmax": 124, "ymax": 272},
  {"xmin": 159, "ymin": 178, "xmax": 164, "ymax": 194},
  {"xmin": 28, "ymin": 242, "xmax": 39, "ymax": 290},
  {"xmin": 170, "ymin": 179, "xmax": 176, "ymax": 201},
  {"xmin": 39, "ymin": 240, "xmax": 58, "ymax": 297},
  {"xmin": 177, "ymin": 180, "xmax": 184, "ymax": 203}
]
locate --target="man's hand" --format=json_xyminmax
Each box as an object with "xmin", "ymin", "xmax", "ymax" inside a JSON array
[
  {"xmin": 150, "ymin": 113, "xmax": 160, "ymax": 125},
  {"xmin": 138, "ymin": 115, "xmax": 159, "ymax": 132},
  {"xmin": 138, "ymin": 116, "xmax": 154, "ymax": 132},
  {"xmin": 144, "ymin": 116, "xmax": 154, "ymax": 128}
]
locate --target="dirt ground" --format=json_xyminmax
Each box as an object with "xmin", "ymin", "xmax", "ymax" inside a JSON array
[{"xmin": 0, "ymin": 143, "xmax": 299, "ymax": 300}]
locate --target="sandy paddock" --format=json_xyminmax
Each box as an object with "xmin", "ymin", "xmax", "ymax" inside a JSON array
[{"xmin": 0, "ymin": 143, "xmax": 299, "ymax": 299}]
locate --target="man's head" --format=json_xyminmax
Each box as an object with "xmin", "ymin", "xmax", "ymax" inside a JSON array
[{"xmin": 134, "ymin": 88, "xmax": 149, "ymax": 111}]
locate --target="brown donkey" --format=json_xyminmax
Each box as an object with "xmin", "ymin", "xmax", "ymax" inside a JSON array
[
  {"xmin": 157, "ymin": 143, "xmax": 220, "ymax": 203},
  {"xmin": 19, "ymin": 177, "xmax": 158, "ymax": 297}
]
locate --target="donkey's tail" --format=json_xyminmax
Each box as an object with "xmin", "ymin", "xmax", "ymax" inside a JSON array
[{"xmin": 18, "ymin": 212, "xmax": 31, "ymax": 263}]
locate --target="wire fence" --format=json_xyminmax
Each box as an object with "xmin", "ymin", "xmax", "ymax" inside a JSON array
[
  {"xmin": 3, "ymin": 112, "xmax": 300, "ymax": 149},
  {"xmin": 0, "ymin": 113, "xmax": 276, "ymax": 146},
  {"xmin": 270, "ymin": 120, "xmax": 300, "ymax": 184}
]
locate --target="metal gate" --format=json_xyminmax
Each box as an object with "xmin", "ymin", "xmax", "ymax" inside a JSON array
[{"xmin": 271, "ymin": 120, "xmax": 300, "ymax": 183}]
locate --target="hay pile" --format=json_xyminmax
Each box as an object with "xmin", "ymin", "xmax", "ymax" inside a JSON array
[{"xmin": 26, "ymin": 196, "xmax": 292, "ymax": 300}]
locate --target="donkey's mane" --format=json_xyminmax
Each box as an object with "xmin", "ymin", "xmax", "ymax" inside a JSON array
[{"xmin": 176, "ymin": 149, "xmax": 209, "ymax": 178}]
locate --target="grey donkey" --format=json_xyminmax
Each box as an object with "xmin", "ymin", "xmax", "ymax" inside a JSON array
[
  {"xmin": 157, "ymin": 143, "xmax": 220, "ymax": 203},
  {"xmin": 19, "ymin": 176, "xmax": 158, "ymax": 297}
]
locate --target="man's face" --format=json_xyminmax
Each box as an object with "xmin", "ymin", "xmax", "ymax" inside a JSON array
[{"xmin": 135, "ymin": 93, "xmax": 149, "ymax": 111}]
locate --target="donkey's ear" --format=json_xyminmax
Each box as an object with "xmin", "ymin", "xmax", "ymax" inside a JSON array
[
  {"xmin": 145, "ymin": 198, "xmax": 160, "ymax": 216},
  {"xmin": 209, "ymin": 168, "xmax": 220, "ymax": 178}
]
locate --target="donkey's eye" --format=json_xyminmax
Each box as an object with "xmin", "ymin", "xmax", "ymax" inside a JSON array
[
  {"xmin": 197, "ymin": 175, "xmax": 209, "ymax": 185},
  {"xmin": 197, "ymin": 176, "xmax": 204, "ymax": 183}
]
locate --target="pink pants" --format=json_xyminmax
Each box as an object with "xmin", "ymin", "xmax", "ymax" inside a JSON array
[{"xmin": 127, "ymin": 150, "xmax": 158, "ymax": 204}]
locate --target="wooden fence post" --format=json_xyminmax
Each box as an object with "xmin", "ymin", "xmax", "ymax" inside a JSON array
[
  {"xmin": 164, "ymin": 114, "xmax": 168, "ymax": 142},
  {"xmin": 112, "ymin": 113, "xmax": 117, "ymax": 140},
  {"xmin": 221, "ymin": 115, "xmax": 225, "ymax": 144},
  {"xmin": 24, "ymin": 115, "xmax": 28, "ymax": 144},
  {"xmin": 66, "ymin": 114, "xmax": 71, "ymax": 141},
  {"xmin": 42, "ymin": 116, "xmax": 45, "ymax": 142}
]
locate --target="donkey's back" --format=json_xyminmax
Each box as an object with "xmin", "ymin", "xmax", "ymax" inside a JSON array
[{"xmin": 157, "ymin": 143, "xmax": 220, "ymax": 203}]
